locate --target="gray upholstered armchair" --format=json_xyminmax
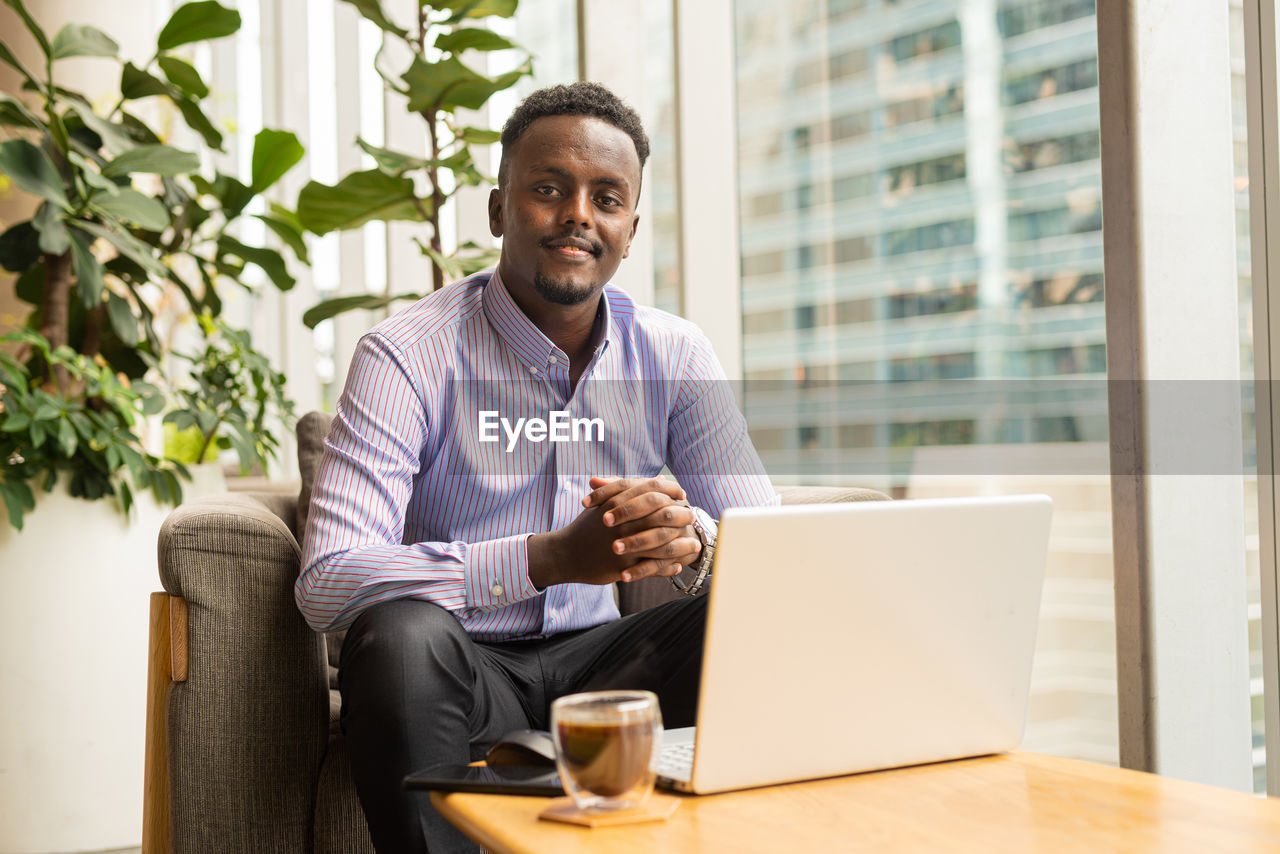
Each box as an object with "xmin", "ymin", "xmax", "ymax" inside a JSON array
[{"xmin": 143, "ymin": 413, "xmax": 888, "ymax": 853}]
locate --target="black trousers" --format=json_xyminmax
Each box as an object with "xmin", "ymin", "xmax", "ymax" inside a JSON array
[{"xmin": 339, "ymin": 593, "xmax": 708, "ymax": 854}]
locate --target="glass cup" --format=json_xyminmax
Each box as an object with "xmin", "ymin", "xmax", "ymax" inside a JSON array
[{"xmin": 550, "ymin": 690, "xmax": 663, "ymax": 811}]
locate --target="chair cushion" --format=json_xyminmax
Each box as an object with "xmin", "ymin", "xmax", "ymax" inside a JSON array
[{"xmin": 296, "ymin": 410, "xmax": 337, "ymax": 537}]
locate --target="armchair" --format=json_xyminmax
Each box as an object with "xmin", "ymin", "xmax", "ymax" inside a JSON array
[{"xmin": 143, "ymin": 413, "xmax": 888, "ymax": 852}]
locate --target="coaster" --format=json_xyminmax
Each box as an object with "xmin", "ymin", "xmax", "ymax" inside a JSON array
[{"xmin": 538, "ymin": 793, "xmax": 681, "ymax": 827}]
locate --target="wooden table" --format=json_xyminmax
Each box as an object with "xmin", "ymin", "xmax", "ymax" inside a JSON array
[{"xmin": 430, "ymin": 752, "xmax": 1280, "ymax": 853}]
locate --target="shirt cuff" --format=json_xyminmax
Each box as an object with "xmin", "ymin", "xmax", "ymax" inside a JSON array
[{"xmin": 465, "ymin": 533, "xmax": 539, "ymax": 610}]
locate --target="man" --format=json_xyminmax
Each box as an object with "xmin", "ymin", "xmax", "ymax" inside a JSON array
[{"xmin": 298, "ymin": 82, "xmax": 777, "ymax": 853}]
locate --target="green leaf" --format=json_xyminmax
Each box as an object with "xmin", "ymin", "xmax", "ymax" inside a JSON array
[
  {"xmin": 250, "ymin": 128, "xmax": 303, "ymax": 192},
  {"xmin": 120, "ymin": 62, "xmax": 171, "ymax": 99},
  {"xmin": 403, "ymin": 54, "xmax": 529, "ymax": 113},
  {"xmin": 457, "ymin": 125, "xmax": 500, "ymax": 145},
  {"xmin": 0, "ymin": 139, "xmax": 71, "ymax": 210},
  {"xmin": 341, "ymin": 0, "xmax": 408, "ymax": 37},
  {"xmin": 80, "ymin": 166, "xmax": 121, "ymax": 196},
  {"xmin": 15, "ymin": 260, "xmax": 44, "ymax": 302},
  {"xmin": 101, "ymin": 144, "xmax": 200, "ymax": 178},
  {"xmin": 92, "ymin": 188, "xmax": 170, "ymax": 231},
  {"xmin": 218, "ymin": 236, "xmax": 295, "ymax": 291},
  {"xmin": 296, "ymin": 169, "xmax": 424, "ymax": 235},
  {"xmin": 254, "ymin": 212, "xmax": 310, "ymax": 263},
  {"xmin": 357, "ymin": 137, "xmax": 427, "ymax": 175},
  {"xmin": 212, "ymin": 172, "xmax": 253, "ymax": 216},
  {"xmin": 57, "ymin": 417, "xmax": 77, "ymax": 456},
  {"xmin": 2, "ymin": 0, "xmax": 51, "ymax": 58},
  {"xmin": 157, "ymin": 1, "xmax": 241, "ymax": 51},
  {"xmin": 68, "ymin": 219, "xmax": 168, "ymax": 278},
  {"xmin": 68, "ymin": 228, "xmax": 104, "ymax": 308},
  {"xmin": 434, "ymin": 27, "xmax": 515, "ymax": 53},
  {"xmin": 416, "ymin": 241, "xmax": 463, "ymax": 280},
  {"xmin": 32, "ymin": 201, "xmax": 69, "ymax": 254},
  {"xmin": 438, "ymin": 0, "xmax": 519, "ymax": 21},
  {"xmin": 106, "ymin": 292, "xmax": 139, "ymax": 346},
  {"xmin": 50, "ymin": 23, "xmax": 119, "ymax": 60},
  {"xmin": 157, "ymin": 55, "xmax": 208, "ymax": 98},
  {"xmin": 0, "ymin": 478, "xmax": 36, "ymax": 531},
  {"xmin": 173, "ymin": 94, "xmax": 223, "ymax": 149},
  {"xmin": 302, "ymin": 292, "xmax": 424, "ymax": 329},
  {"xmin": 0, "ymin": 94, "xmax": 44, "ymax": 129},
  {"xmin": 64, "ymin": 102, "xmax": 135, "ymax": 154},
  {"xmin": 0, "ymin": 41, "xmax": 41, "ymax": 90},
  {"xmin": 0, "ymin": 221, "xmax": 40, "ymax": 272},
  {"xmin": 118, "ymin": 112, "xmax": 163, "ymax": 145}
]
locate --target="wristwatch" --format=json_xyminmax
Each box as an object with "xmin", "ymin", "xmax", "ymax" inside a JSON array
[{"xmin": 672, "ymin": 506, "xmax": 716, "ymax": 596}]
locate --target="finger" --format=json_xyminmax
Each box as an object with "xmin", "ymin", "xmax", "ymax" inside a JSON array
[
  {"xmin": 620, "ymin": 558, "xmax": 688, "ymax": 583},
  {"xmin": 601, "ymin": 486, "xmax": 686, "ymax": 527},
  {"xmin": 619, "ymin": 536, "xmax": 701, "ymax": 564},
  {"xmin": 611, "ymin": 524, "xmax": 682, "ymax": 555},
  {"xmin": 590, "ymin": 477, "xmax": 683, "ymax": 514},
  {"xmin": 582, "ymin": 476, "xmax": 632, "ymax": 508},
  {"xmin": 631, "ymin": 504, "xmax": 696, "ymax": 532}
]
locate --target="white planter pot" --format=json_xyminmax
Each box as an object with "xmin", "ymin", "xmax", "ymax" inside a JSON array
[{"xmin": 0, "ymin": 465, "xmax": 224, "ymax": 854}]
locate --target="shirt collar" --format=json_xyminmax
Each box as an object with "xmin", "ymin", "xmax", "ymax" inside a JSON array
[{"xmin": 482, "ymin": 268, "xmax": 613, "ymax": 373}]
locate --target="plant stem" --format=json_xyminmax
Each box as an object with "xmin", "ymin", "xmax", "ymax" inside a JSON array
[
  {"xmin": 416, "ymin": 9, "xmax": 444, "ymax": 293},
  {"xmin": 195, "ymin": 413, "xmax": 225, "ymax": 463},
  {"xmin": 81, "ymin": 304, "xmax": 105, "ymax": 358},
  {"xmin": 40, "ymin": 251, "xmax": 73, "ymax": 392},
  {"xmin": 425, "ymin": 108, "xmax": 444, "ymax": 292}
]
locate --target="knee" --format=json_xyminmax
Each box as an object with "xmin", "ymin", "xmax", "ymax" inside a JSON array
[{"xmin": 341, "ymin": 599, "xmax": 472, "ymax": 679}]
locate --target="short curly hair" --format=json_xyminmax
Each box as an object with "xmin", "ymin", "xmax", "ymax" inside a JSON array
[{"xmin": 498, "ymin": 82, "xmax": 650, "ymax": 186}]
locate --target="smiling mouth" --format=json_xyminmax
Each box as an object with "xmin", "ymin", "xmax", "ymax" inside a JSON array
[{"xmin": 541, "ymin": 234, "xmax": 601, "ymax": 258}]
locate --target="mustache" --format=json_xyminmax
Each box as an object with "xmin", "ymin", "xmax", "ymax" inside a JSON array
[{"xmin": 540, "ymin": 232, "xmax": 604, "ymax": 257}]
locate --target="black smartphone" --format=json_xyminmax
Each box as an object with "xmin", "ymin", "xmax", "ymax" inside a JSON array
[{"xmin": 403, "ymin": 763, "xmax": 564, "ymax": 797}]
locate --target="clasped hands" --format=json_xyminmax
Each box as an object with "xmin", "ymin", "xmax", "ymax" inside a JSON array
[{"xmin": 527, "ymin": 476, "xmax": 701, "ymax": 589}]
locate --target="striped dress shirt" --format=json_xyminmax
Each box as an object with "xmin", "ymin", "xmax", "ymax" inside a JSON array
[{"xmin": 297, "ymin": 269, "xmax": 778, "ymax": 640}]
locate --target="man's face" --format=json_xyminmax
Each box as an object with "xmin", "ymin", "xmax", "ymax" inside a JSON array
[{"xmin": 489, "ymin": 115, "xmax": 641, "ymax": 306}]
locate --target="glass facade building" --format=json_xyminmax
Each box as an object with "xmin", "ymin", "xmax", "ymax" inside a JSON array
[{"xmin": 733, "ymin": 0, "xmax": 1114, "ymax": 765}]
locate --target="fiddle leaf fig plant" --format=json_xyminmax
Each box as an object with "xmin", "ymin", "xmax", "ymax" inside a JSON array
[
  {"xmin": 0, "ymin": 0, "xmax": 308, "ymax": 530},
  {"xmin": 296, "ymin": 0, "xmax": 530, "ymax": 329}
]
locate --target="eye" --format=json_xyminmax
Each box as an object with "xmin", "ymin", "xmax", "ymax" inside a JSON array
[
  {"xmin": 598, "ymin": 195, "xmax": 623, "ymax": 207},
  {"xmin": 535, "ymin": 185, "xmax": 559, "ymax": 196}
]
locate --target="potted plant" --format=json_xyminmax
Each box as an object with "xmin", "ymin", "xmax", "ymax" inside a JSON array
[
  {"xmin": 0, "ymin": 1, "xmax": 307, "ymax": 849},
  {"xmin": 296, "ymin": 0, "xmax": 531, "ymax": 328}
]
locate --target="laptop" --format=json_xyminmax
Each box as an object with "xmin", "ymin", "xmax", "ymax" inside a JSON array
[{"xmin": 653, "ymin": 494, "xmax": 1053, "ymax": 794}]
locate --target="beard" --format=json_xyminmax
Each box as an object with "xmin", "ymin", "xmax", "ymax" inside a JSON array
[{"xmin": 533, "ymin": 270, "xmax": 597, "ymax": 306}]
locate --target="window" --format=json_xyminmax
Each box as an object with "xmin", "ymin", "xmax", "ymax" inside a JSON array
[
  {"xmin": 998, "ymin": 0, "xmax": 1096, "ymax": 39},
  {"xmin": 735, "ymin": 0, "xmax": 1116, "ymax": 768},
  {"xmin": 888, "ymin": 20, "xmax": 962, "ymax": 64},
  {"xmin": 1004, "ymin": 59, "xmax": 1099, "ymax": 106}
]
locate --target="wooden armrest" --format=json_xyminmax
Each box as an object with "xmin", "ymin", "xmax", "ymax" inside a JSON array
[{"xmin": 143, "ymin": 593, "xmax": 188, "ymax": 854}]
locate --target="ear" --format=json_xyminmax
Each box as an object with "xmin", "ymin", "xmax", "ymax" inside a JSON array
[
  {"xmin": 622, "ymin": 213, "xmax": 639, "ymax": 259},
  {"xmin": 488, "ymin": 187, "xmax": 503, "ymax": 238}
]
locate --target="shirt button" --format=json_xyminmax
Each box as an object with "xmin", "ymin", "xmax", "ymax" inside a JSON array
[
  {"xmin": 491, "ymin": 583, "xmax": 503, "ymax": 598},
  {"xmin": 529, "ymin": 366, "xmax": 539, "ymax": 375},
  {"xmin": 548, "ymin": 355, "xmax": 559, "ymax": 364}
]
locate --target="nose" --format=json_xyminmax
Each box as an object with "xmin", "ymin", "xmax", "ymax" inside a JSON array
[{"xmin": 560, "ymin": 188, "xmax": 592, "ymax": 228}]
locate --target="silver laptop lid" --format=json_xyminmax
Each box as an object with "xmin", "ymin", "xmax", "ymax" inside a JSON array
[{"xmin": 689, "ymin": 495, "xmax": 1052, "ymax": 794}]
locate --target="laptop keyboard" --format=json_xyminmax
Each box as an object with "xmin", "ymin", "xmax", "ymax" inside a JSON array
[{"xmin": 655, "ymin": 740, "xmax": 694, "ymax": 782}]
